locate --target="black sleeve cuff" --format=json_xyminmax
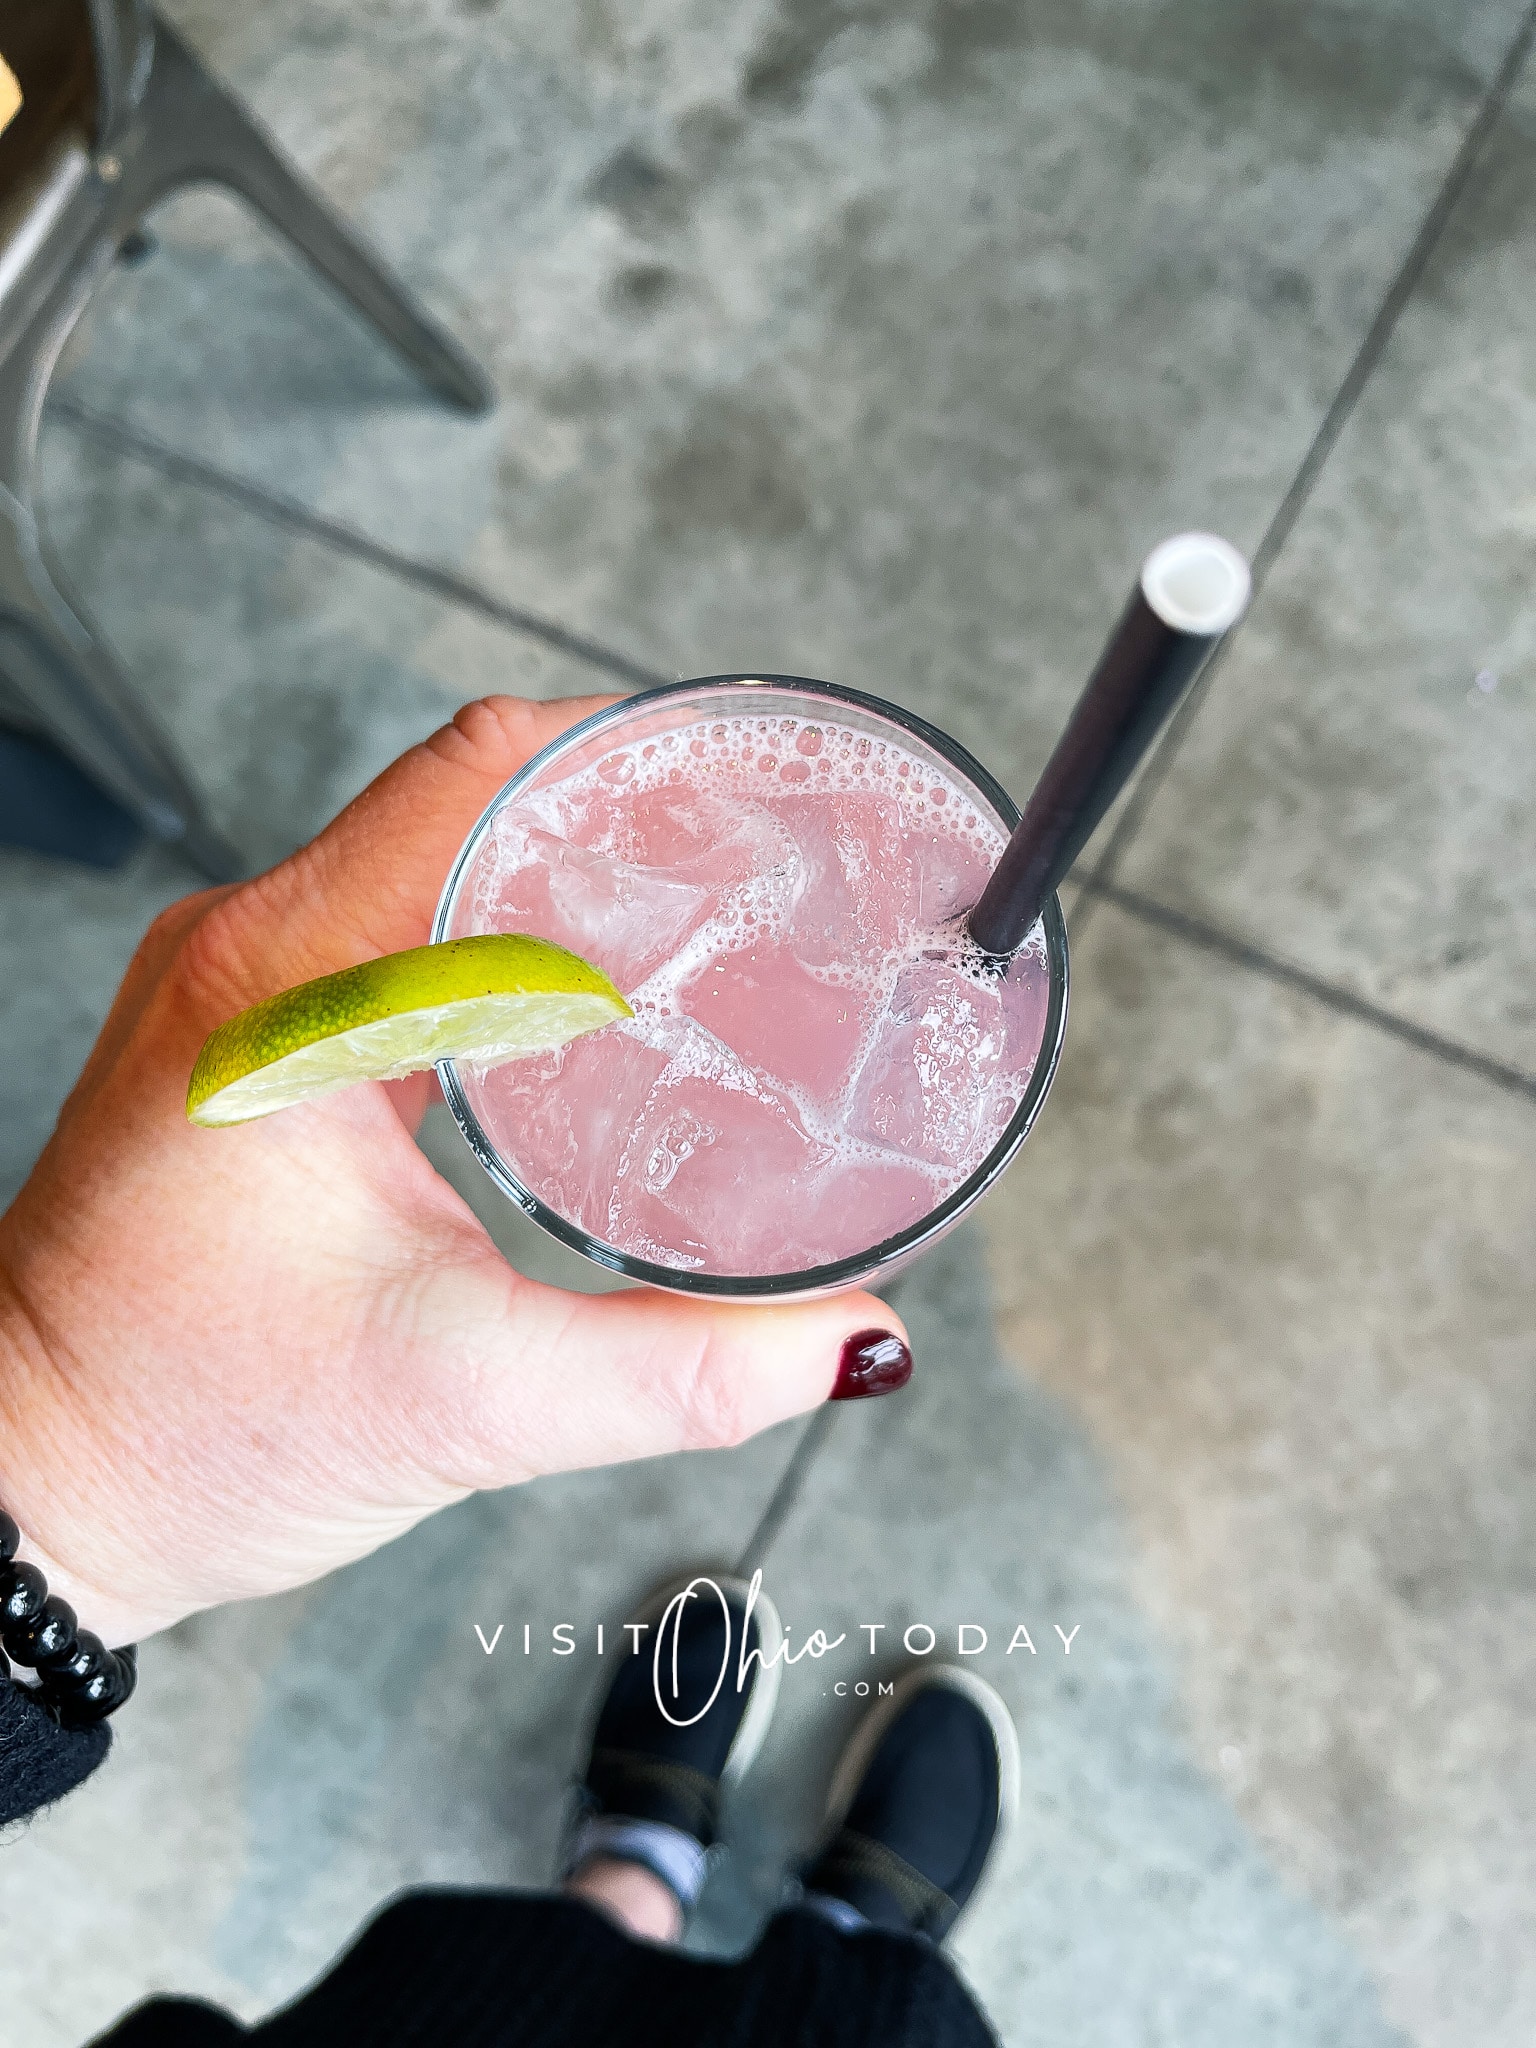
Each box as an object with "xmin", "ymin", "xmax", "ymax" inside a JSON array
[{"xmin": 0, "ymin": 1670, "xmax": 112, "ymax": 1825}]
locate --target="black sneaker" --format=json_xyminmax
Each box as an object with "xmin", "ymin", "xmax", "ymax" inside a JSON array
[
  {"xmin": 803, "ymin": 1667, "xmax": 1019, "ymax": 1942},
  {"xmin": 561, "ymin": 1571, "xmax": 782, "ymax": 1916}
]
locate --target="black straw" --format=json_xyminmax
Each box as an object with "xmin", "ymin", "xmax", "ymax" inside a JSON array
[{"xmin": 966, "ymin": 532, "xmax": 1251, "ymax": 957}]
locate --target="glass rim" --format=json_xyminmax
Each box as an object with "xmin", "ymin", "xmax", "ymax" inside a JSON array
[{"xmin": 432, "ymin": 675, "xmax": 1070, "ymax": 1298}]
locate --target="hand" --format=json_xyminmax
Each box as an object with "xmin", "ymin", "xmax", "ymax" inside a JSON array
[{"xmin": 0, "ymin": 697, "xmax": 908, "ymax": 1647}]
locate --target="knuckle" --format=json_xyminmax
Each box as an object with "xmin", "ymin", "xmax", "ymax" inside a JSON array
[
  {"xmin": 431, "ymin": 695, "xmax": 539, "ymax": 770},
  {"xmin": 141, "ymin": 899, "xmax": 191, "ymax": 955},
  {"xmin": 172, "ymin": 897, "xmax": 243, "ymax": 1008},
  {"xmin": 168, "ymin": 880, "xmax": 279, "ymax": 1021},
  {"xmin": 137, "ymin": 884, "xmax": 222, "ymax": 966}
]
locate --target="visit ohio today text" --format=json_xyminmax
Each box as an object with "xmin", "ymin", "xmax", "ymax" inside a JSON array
[{"xmin": 471, "ymin": 1621, "xmax": 1083, "ymax": 1660}]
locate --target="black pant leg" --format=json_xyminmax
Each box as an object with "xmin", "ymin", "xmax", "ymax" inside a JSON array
[{"xmin": 93, "ymin": 1892, "xmax": 999, "ymax": 2048}]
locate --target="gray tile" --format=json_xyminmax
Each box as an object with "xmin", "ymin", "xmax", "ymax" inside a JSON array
[
  {"xmin": 979, "ymin": 905, "xmax": 1536, "ymax": 2046},
  {"xmin": 53, "ymin": 1, "xmax": 1531, "ymax": 807},
  {"xmin": 1108, "ymin": 64, "xmax": 1536, "ymax": 1071},
  {"xmin": 0, "ymin": 843, "xmax": 188, "ymax": 1206},
  {"xmin": 35, "ymin": 424, "xmax": 606, "ymax": 867},
  {"xmin": 699, "ymin": 1223, "xmax": 1410, "ymax": 2046}
]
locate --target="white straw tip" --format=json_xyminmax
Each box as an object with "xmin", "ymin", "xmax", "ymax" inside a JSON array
[{"xmin": 1140, "ymin": 532, "xmax": 1251, "ymax": 636}]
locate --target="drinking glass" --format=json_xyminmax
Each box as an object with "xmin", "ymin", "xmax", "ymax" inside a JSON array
[{"xmin": 433, "ymin": 677, "xmax": 1069, "ymax": 1301}]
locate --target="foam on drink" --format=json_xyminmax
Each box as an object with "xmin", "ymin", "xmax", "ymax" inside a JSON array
[{"xmin": 450, "ymin": 711, "xmax": 1049, "ymax": 1274}]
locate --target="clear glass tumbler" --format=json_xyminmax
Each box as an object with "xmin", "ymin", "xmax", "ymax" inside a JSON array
[{"xmin": 433, "ymin": 677, "xmax": 1069, "ymax": 1301}]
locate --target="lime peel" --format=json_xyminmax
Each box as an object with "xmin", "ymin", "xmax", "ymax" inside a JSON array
[{"xmin": 186, "ymin": 936, "xmax": 631, "ymax": 1128}]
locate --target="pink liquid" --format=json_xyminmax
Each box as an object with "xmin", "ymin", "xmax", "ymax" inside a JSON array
[{"xmin": 450, "ymin": 711, "xmax": 1049, "ymax": 1275}]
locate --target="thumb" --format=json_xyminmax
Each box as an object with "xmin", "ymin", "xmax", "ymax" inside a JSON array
[
  {"xmin": 415, "ymin": 1257, "xmax": 914, "ymax": 1491},
  {"xmin": 198, "ymin": 694, "xmax": 617, "ymax": 1005}
]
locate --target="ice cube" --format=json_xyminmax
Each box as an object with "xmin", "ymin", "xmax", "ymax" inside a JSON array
[
  {"xmin": 615, "ymin": 787, "xmax": 789, "ymax": 881},
  {"xmin": 465, "ymin": 1026, "xmax": 669, "ymax": 1236},
  {"xmin": 779, "ymin": 793, "xmax": 914, "ymax": 969},
  {"xmin": 904, "ymin": 826, "xmax": 993, "ymax": 926},
  {"xmin": 846, "ymin": 962, "xmax": 1007, "ymax": 1168},
  {"xmin": 993, "ymin": 942, "xmax": 1051, "ymax": 1088},
  {"xmin": 610, "ymin": 1021, "xmax": 835, "ymax": 1273},
  {"xmin": 678, "ymin": 942, "xmax": 875, "ymax": 1101},
  {"xmin": 479, "ymin": 823, "xmax": 714, "ymax": 990},
  {"xmin": 801, "ymin": 1155, "xmax": 939, "ymax": 1256}
]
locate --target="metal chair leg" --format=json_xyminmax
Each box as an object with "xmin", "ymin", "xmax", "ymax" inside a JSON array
[
  {"xmin": 0, "ymin": 491, "xmax": 242, "ymax": 879},
  {"xmin": 0, "ymin": 10, "xmax": 493, "ymax": 882},
  {"xmin": 127, "ymin": 21, "xmax": 495, "ymax": 414},
  {"xmin": 0, "ymin": 303, "xmax": 242, "ymax": 882}
]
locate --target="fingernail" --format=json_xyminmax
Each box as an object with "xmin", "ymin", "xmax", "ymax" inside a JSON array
[{"xmin": 831, "ymin": 1329, "xmax": 913, "ymax": 1401}]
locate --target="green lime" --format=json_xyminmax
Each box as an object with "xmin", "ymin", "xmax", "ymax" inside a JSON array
[{"xmin": 187, "ymin": 935, "xmax": 630, "ymax": 1128}]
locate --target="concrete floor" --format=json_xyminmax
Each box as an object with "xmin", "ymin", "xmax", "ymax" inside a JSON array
[{"xmin": 1, "ymin": 2, "xmax": 1533, "ymax": 2042}]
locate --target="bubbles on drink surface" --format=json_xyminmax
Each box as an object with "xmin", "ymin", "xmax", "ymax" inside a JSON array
[{"xmin": 453, "ymin": 712, "xmax": 1050, "ymax": 1274}]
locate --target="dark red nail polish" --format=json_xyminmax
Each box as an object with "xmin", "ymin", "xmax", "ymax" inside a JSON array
[{"xmin": 831, "ymin": 1329, "xmax": 912, "ymax": 1401}]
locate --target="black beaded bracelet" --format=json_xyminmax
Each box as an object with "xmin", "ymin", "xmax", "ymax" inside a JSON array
[{"xmin": 0, "ymin": 1508, "xmax": 137, "ymax": 1726}]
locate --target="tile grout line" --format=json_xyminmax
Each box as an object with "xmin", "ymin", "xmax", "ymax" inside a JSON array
[
  {"xmin": 733, "ymin": 1407, "xmax": 840, "ymax": 1578},
  {"xmin": 1068, "ymin": 0, "xmax": 1536, "ymax": 941},
  {"xmin": 730, "ymin": 1263, "xmax": 922, "ymax": 1577},
  {"xmin": 46, "ymin": 399, "xmax": 1536, "ymax": 1111},
  {"xmin": 1088, "ymin": 876, "xmax": 1536, "ymax": 1106},
  {"xmin": 45, "ymin": 394, "xmax": 671, "ymax": 693}
]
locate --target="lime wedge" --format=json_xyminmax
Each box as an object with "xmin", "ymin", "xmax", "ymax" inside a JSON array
[{"xmin": 186, "ymin": 935, "xmax": 631, "ymax": 1128}]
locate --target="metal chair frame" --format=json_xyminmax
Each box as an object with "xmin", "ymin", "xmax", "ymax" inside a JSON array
[{"xmin": 0, "ymin": 1, "xmax": 492, "ymax": 877}]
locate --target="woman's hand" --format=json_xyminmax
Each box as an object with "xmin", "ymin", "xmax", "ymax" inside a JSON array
[{"xmin": 0, "ymin": 697, "xmax": 908, "ymax": 1647}]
